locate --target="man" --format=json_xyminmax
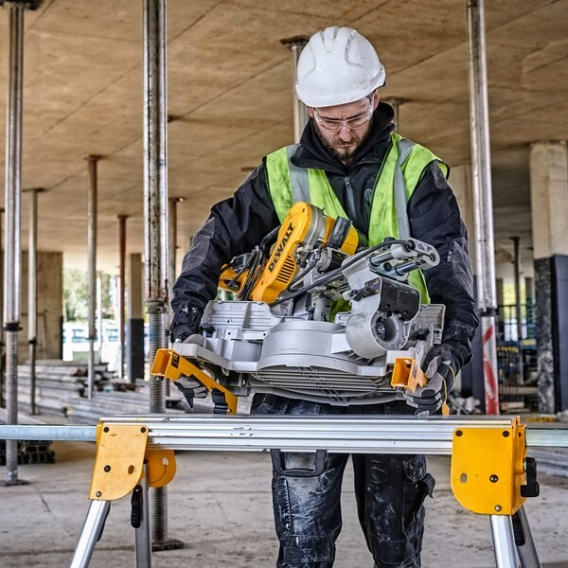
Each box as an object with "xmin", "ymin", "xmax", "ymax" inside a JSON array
[{"xmin": 171, "ymin": 26, "xmax": 478, "ymax": 568}]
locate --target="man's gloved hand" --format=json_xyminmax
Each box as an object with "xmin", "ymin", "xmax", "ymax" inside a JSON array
[
  {"xmin": 404, "ymin": 341, "xmax": 463, "ymax": 416},
  {"xmin": 174, "ymin": 375, "xmax": 208, "ymax": 408},
  {"xmin": 170, "ymin": 304, "xmax": 203, "ymax": 343}
]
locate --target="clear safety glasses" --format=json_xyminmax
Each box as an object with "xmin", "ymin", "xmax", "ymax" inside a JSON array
[{"xmin": 312, "ymin": 102, "xmax": 374, "ymax": 132}]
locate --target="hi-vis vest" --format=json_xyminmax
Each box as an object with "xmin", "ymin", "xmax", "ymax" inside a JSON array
[{"xmin": 265, "ymin": 132, "xmax": 448, "ymax": 304}]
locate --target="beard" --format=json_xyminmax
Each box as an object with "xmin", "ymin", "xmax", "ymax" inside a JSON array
[{"xmin": 314, "ymin": 121, "xmax": 372, "ymax": 166}]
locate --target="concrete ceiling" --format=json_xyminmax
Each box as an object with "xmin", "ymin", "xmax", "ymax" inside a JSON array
[{"xmin": 0, "ymin": 0, "xmax": 566, "ymax": 277}]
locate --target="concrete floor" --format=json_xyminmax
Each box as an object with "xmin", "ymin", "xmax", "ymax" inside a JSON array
[{"xmin": 1, "ymin": 439, "xmax": 568, "ymax": 568}]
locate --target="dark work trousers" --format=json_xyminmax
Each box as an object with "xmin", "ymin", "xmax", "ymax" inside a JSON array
[{"xmin": 252, "ymin": 395, "xmax": 436, "ymax": 568}]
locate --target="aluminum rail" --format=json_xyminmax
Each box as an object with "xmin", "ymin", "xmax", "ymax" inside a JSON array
[{"xmin": 1, "ymin": 416, "xmax": 567, "ymax": 454}]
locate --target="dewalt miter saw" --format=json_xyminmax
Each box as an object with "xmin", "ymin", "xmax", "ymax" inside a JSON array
[{"xmin": 152, "ymin": 202, "xmax": 445, "ymax": 413}]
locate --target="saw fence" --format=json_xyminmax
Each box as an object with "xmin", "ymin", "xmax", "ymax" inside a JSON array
[{"xmin": 1, "ymin": 415, "xmax": 567, "ymax": 568}]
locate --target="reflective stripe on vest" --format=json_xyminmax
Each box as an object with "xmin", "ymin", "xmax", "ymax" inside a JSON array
[{"xmin": 265, "ymin": 133, "xmax": 448, "ymax": 303}]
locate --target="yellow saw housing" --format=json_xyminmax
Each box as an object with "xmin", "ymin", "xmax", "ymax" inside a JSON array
[{"xmin": 250, "ymin": 202, "xmax": 358, "ymax": 303}]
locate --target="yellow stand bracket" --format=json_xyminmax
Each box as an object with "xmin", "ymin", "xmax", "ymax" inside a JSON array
[
  {"xmin": 390, "ymin": 357, "xmax": 426, "ymax": 392},
  {"xmin": 451, "ymin": 417, "xmax": 528, "ymax": 516},
  {"xmin": 152, "ymin": 348, "xmax": 238, "ymax": 414},
  {"xmin": 90, "ymin": 423, "xmax": 177, "ymax": 501},
  {"xmin": 145, "ymin": 449, "xmax": 176, "ymax": 488}
]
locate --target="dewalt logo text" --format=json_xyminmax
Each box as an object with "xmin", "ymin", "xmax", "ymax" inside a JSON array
[{"xmin": 268, "ymin": 223, "xmax": 294, "ymax": 272}]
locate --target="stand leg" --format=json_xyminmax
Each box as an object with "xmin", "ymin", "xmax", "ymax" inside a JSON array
[
  {"xmin": 513, "ymin": 506, "xmax": 541, "ymax": 568},
  {"xmin": 69, "ymin": 500, "xmax": 111, "ymax": 568},
  {"xmin": 135, "ymin": 464, "xmax": 152, "ymax": 567},
  {"xmin": 490, "ymin": 515, "xmax": 519, "ymax": 568}
]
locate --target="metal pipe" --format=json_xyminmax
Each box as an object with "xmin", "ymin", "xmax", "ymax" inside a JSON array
[
  {"xmin": 167, "ymin": 197, "xmax": 184, "ymax": 310},
  {"xmin": 514, "ymin": 506, "xmax": 542, "ymax": 567},
  {"xmin": 68, "ymin": 500, "xmax": 111, "ymax": 568},
  {"xmin": 511, "ymin": 237, "xmax": 523, "ymax": 342},
  {"xmin": 490, "ymin": 515, "xmax": 518, "ymax": 568},
  {"xmin": 86, "ymin": 156, "xmax": 100, "ymax": 399},
  {"xmin": 118, "ymin": 215, "xmax": 128, "ymax": 378},
  {"xmin": 167, "ymin": 198, "xmax": 183, "ymax": 397},
  {"xmin": 144, "ymin": 0, "xmax": 168, "ymax": 411},
  {"xmin": 382, "ymin": 98, "xmax": 407, "ymax": 133},
  {"xmin": 466, "ymin": 0, "xmax": 500, "ymax": 415},
  {"xmin": 96, "ymin": 272, "xmax": 103, "ymax": 363},
  {"xmin": 280, "ymin": 36, "xmax": 309, "ymax": 143},
  {"xmin": 0, "ymin": 208, "xmax": 4, "ymax": 409},
  {"xmin": 511, "ymin": 236, "xmax": 525, "ymax": 387},
  {"xmin": 143, "ymin": 0, "xmax": 169, "ymax": 547},
  {"xmin": 3, "ymin": 2, "xmax": 25, "ymax": 486},
  {"xmin": 25, "ymin": 188, "xmax": 42, "ymax": 415},
  {"xmin": 135, "ymin": 462, "xmax": 153, "ymax": 567}
]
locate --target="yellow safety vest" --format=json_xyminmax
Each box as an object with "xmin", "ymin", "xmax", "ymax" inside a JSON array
[{"xmin": 265, "ymin": 132, "xmax": 448, "ymax": 303}]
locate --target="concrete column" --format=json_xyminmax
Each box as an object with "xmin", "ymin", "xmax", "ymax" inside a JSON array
[
  {"xmin": 20, "ymin": 252, "xmax": 63, "ymax": 364},
  {"xmin": 530, "ymin": 141, "xmax": 568, "ymax": 412},
  {"xmin": 126, "ymin": 253, "xmax": 144, "ymax": 384}
]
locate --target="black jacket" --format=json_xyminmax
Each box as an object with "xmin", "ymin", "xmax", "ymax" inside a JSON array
[{"xmin": 171, "ymin": 103, "xmax": 479, "ymax": 366}]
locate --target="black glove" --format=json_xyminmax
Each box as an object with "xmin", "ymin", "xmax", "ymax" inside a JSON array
[
  {"xmin": 170, "ymin": 304, "xmax": 203, "ymax": 343},
  {"xmin": 403, "ymin": 341, "xmax": 464, "ymax": 416},
  {"xmin": 174, "ymin": 375, "xmax": 208, "ymax": 408}
]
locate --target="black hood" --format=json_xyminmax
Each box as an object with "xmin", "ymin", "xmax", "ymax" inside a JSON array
[{"xmin": 292, "ymin": 102, "xmax": 395, "ymax": 174}]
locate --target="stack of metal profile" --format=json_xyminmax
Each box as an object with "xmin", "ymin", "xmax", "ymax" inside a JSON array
[{"xmin": 12, "ymin": 361, "xmax": 188, "ymax": 424}]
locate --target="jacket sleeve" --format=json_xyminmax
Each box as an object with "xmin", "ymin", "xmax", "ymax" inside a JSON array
[
  {"xmin": 407, "ymin": 162, "xmax": 479, "ymax": 365},
  {"xmin": 170, "ymin": 164, "xmax": 280, "ymax": 340}
]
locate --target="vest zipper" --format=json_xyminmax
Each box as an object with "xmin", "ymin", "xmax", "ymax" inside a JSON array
[{"xmin": 343, "ymin": 176, "xmax": 357, "ymax": 223}]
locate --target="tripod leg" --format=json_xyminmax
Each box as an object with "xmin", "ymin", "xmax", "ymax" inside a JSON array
[
  {"xmin": 490, "ymin": 515, "xmax": 519, "ymax": 568},
  {"xmin": 69, "ymin": 500, "xmax": 111, "ymax": 568},
  {"xmin": 512, "ymin": 506, "xmax": 541, "ymax": 568},
  {"xmin": 134, "ymin": 464, "xmax": 152, "ymax": 567}
]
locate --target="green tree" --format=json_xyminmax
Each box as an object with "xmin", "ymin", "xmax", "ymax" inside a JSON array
[{"xmin": 64, "ymin": 269, "xmax": 115, "ymax": 321}]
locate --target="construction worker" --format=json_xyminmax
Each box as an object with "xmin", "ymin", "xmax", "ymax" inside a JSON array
[{"xmin": 171, "ymin": 26, "xmax": 478, "ymax": 568}]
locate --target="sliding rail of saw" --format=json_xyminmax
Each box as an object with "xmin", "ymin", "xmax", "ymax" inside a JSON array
[{"xmin": 1, "ymin": 416, "xmax": 567, "ymax": 568}]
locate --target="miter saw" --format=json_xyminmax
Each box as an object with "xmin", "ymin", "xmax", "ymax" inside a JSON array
[{"xmin": 152, "ymin": 202, "xmax": 445, "ymax": 414}]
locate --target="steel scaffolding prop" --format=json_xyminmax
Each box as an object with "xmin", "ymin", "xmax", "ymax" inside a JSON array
[
  {"xmin": 0, "ymin": 208, "xmax": 3, "ymax": 409},
  {"xmin": 118, "ymin": 214, "xmax": 129, "ymax": 379},
  {"xmin": 143, "ymin": 0, "xmax": 176, "ymax": 550},
  {"xmin": 280, "ymin": 35, "xmax": 309, "ymax": 143},
  {"xmin": 382, "ymin": 97, "xmax": 407, "ymax": 133},
  {"xmin": 85, "ymin": 155, "xmax": 101, "ymax": 400},
  {"xmin": 466, "ymin": 0, "xmax": 500, "ymax": 414},
  {"xmin": 2, "ymin": 0, "xmax": 25, "ymax": 486},
  {"xmin": 24, "ymin": 187, "xmax": 44, "ymax": 415},
  {"xmin": 0, "ymin": 414, "xmax": 564, "ymax": 568}
]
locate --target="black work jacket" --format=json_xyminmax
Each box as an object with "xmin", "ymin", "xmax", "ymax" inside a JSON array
[{"xmin": 171, "ymin": 103, "xmax": 479, "ymax": 364}]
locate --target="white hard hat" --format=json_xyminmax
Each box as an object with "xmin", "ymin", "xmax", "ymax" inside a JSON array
[{"xmin": 296, "ymin": 27, "xmax": 386, "ymax": 108}]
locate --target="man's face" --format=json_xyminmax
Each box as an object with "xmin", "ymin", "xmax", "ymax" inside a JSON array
[{"xmin": 308, "ymin": 91, "xmax": 379, "ymax": 164}]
